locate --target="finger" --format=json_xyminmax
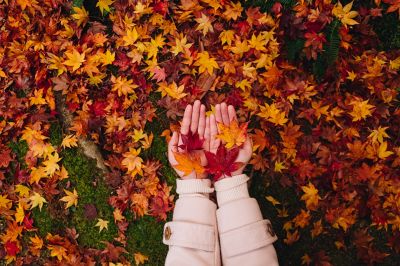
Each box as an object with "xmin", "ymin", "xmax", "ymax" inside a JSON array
[
  {"xmin": 221, "ymin": 102, "xmax": 230, "ymax": 125},
  {"xmin": 204, "ymin": 116, "xmax": 210, "ymax": 150},
  {"xmin": 177, "ymin": 133, "xmax": 184, "ymax": 152},
  {"xmin": 244, "ymin": 137, "xmax": 253, "ymax": 153},
  {"xmin": 198, "ymin": 104, "xmax": 206, "ymax": 138},
  {"xmin": 190, "ymin": 100, "xmax": 201, "ymax": 133},
  {"xmin": 181, "ymin": 105, "xmax": 192, "ymax": 135},
  {"xmin": 210, "ymin": 114, "xmax": 219, "ymax": 145},
  {"xmin": 168, "ymin": 131, "xmax": 179, "ymax": 162},
  {"xmin": 215, "ymin": 103, "xmax": 223, "ymax": 124},
  {"xmin": 228, "ymin": 105, "xmax": 237, "ymax": 122}
]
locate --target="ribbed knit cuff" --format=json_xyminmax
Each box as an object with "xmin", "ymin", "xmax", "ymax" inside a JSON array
[
  {"xmin": 214, "ymin": 174, "xmax": 250, "ymax": 206},
  {"xmin": 176, "ymin": 179, "xmax": 214, "ymax": 196}
]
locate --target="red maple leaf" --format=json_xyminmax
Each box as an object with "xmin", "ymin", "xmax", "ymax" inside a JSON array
[
  {"xmin": 5, "ymin": 241, "xmax": 19, "ymax": 257},
  {"xmin": 204, "ymin": 145, "xmax": 243, "ymax": 181},
  {"xmin": 179, "ymin": 131, "xmax": 204, "ymax": 152}
]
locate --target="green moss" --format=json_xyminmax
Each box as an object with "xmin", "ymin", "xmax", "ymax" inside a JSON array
[
  {"xmin": 49, "ymin": 122, "xmax": 63, "ymax": 147},
  {"xmin": 61, "ymin": 148, "xmax": 118, "ymax": 249},
  {"xmin": 32, "ymin": 207, "xmax": 65, "ymax": 237},
  {"xmin": 125, "ymin": 214, "xmax": 169, "ymax": 265},
  {"xmin": 8, "ymin": 140, "xmax": 28, "ymax": 165}
]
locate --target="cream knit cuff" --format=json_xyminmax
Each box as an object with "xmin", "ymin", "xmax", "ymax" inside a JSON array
[
  {"xmin": 214, "ymin": 174, "xmax": 250, "ymax": 206},
  {"xmin": 176, "ymin": 179, "xmax": 214, "ymax": 198}
]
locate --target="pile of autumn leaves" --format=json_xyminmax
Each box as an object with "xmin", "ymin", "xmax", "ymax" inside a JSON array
[{"xmin": 1, "ymin": 0, "xmax": 400, "ymax": 264}]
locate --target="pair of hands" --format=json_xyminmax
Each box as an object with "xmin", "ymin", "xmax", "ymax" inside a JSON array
[{"xmin": 168, "ymin": 100, "xmax": 252, "ymax": 180}]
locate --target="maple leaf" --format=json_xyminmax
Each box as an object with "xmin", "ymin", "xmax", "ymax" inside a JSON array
[
  {"xmin": 332, "ymin": 1, "xmax": 359, "ymax": 28},
  {"xmin": 171, "ymin": 35, "xmax": 192, "ymax": 55},
  {"xmin": 15, "ymin": 202, "xmax": 25, "ymax": 224},
  {"xmin": 63, "ymin": 49, "xmax": 86, "ymax": 72},
  {"xmin": 216, "ymin": 120, "xmax": 248, "ymax": 149},
  {"xmin": 204, "ymin": 145, "xmax": 243, "ymax": 181},
  {"xmin": 0, "ymin": 194, "xmax": 12, "ymax": 209},
  {"xmin": 349, "ymin": 99, "xmax": 375, "ymax": 121},
  {"xmin": 300, "ymin": 183, "xmax": 321, "ymax": 211},
  {"xmin": 29, "ymin": 235, "xmax": 43, "ymax": 256},
  {"xmin": 29, "ymin": 192, "xmax": 47, "ymax": 211},
  {"xmin": 122, "ymin": 148, "xmax": 143, "ymax": 177},
  {"xmin": 151, "ymin": 66, "xmax": 166, "ymax": 82},
  {"xmin": 29, "ymin": 89, "xmax": 46, "ymax": 106},
  {"xmin": 194, "ymin": 51, "xmax": 219, "ymax": 75},
  {"xmin": 47, "ymin": 244, "xmax": 67, "ymax": 261},
  {"xmin": 15, "ymin": 184, "xmax": 30, "ymax": 197},
  {"xmin": 265, "ymin": 195, "xmax": 280, "ymax": 206},
  {"xmin": 61, "ymin": 134, "xmax": 78, "ymax": 148},
  {"xmin": 134, "ymin": 252, "xmax": 149, "ymax": 265},
  {"xmin": 111, "ymin": 75, "xmax": 138, "ymax": 97},
  {"xmin": 377, "ymin": 141, "xmax": 394, "ymax": 159},
  {"xmin": 60, "ymin": 188, "xmax": 78, "ymax": 209},
  {"xmin": 173, "ymin": 152, "xmax": 205, "ymax": 177},
  {"xmin": 157, "ymin": 81, "xmax": 187, "ymax": 99},
  {"xmin": 42, "ymin": 152, "xmax": 61, "ymax": 176},
  {"xmin": 95, "ymin": 218, "xmax": 109, "ymax": 232},
  {"xmin": 178, "ymin": 131, "xmax": 204, "ymax": 152},
  {"xmin": 258, "ymin": 103, "xmax": 288, "ymax": 126},
  {"xmin": 96, "ymin": 0, "xmax": 114, "ymax": 15},
  {"xmin": 368, "ymin": 126, "xmax": 390, "ymax": 144},
  {"xmin": 71, "ymin": 6, "xmax": 89, "ymax": 27},
  {"xmin": 195, "ymin": 13, "xmax": 214, "ymax": 36}
]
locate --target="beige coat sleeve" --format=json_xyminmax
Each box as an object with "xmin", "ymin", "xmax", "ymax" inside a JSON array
[
  {"xmin": 163, "ymin": 179, "xmax": 221, "ymax": 266},
  {"xmin": 215, "ymin": 174, "xmax": 279, "ymax": 266}
]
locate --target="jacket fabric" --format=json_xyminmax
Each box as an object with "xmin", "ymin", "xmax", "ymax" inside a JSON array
[{"xmin": 163, "ymin": 174, "xmax": 279, "ymax": 266}]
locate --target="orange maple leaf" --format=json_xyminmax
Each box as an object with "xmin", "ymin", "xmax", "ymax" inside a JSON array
[
  {"xmin": 216, "ymin": 120, "xmax": 248, "ymax": 149},
  {"xmin": 173, "ymin": 152, "xmax": 204, "ymax": 177}
]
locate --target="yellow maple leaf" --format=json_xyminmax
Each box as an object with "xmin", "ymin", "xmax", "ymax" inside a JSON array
[
  {"xmin": 216, "ymin": 120, "xmax": 248, "ymax": 148},
  {"xmin": 43, "ymin": 152, "xmax": 61, "ymax": 176},
  {"xmin": 111, "ymin": 75, "xmax": 138, "ymax": 97},
  {"xmin": 122, "ymin": 148, "xmax": 143, "ymax": 177},
  {"xmin": 195, "ymin": 13, "xmax": 213, "ymax": 36},
  {"xmin": 173, "ymin": 152, "xmax": 205, "ymax": 177},
  {"xmin": 15, "ymin": 184, "xmax": 30, "ymax": 197},
  {"xmin": 265, "ymin": 195, "xmax": 281, "ymax": 206},
  {"xmin": 194, "ymin": 51, "xmax": 219, "ymax": 75},
  {"xmin": 29, "ymin": 235, "xmax": 44, "ymax": 256},
  {"xmin": 223, "ymin": 2, "xmax": 243, "ymax": 21},
  {"xmin": 95, "ymin": 218, "xmax": 109, "ymax": 232},
  {"xmin": 368, "ymin": 126, "xmax": 390, "ymax": 144},
  {"xmin": 15, "ymin": 202, "xmax": 25, "ymax": 224},
  {"xmin": 122, "ymin": 27, "xmax": 139, "ymax": 46},
  {"xmin": 48, "ymin": 244, "xmax": 67, "ymax": 261},
  {"xmin": 134, "ymin": 252, "xmax": 149, "ymax": 266},
  {"xmin": 157, "ymin": 81, "xmax": 187, "ymax": 99},
  {"xmin": 230, "ymin": 38, "xmax": 250, "ymax": 57},
  {"xmin": 100, "ymin": 50, "xmax": 115, "ymax": 65},
  {"xmin": 30, "ymin": 89, "xmax": 46, "ymax": 106},
  {"xmin": 63, "ymin": 49, "xmax": 86, "ymax": 72},
  {"xmin": 113, "ymin": 208, "xmax": 125, "ymax": 223},
  {"xmin": 332, "ymin": 1, "xmax": 359, "ymax": 28},
  {"xmin": 0, "ymin": 194, "xmax": 12, "ymax": 209},
  {"xmin": 29, "ymin": 166, "xmax": 47, "ymax": 184},
  {"xmin": 171, "ymin": 35, "xmax": 192, "ymax": 55},
  {"xmin": 220, "ymin": 30, "xmax": 235, "ymax": 46},
  {"xmin": 60, "ymin": 189, "xmax": 78, "ymax": 209},
  {"xmin": 61, "ymin": 134, "xmax": 78, "ymax": 149},
  {"xmin": 349, "ymin": 98, "xmax": 375, "ymax": 121},
  {"xmin": 258, "ymin": 103, "xmax": 288, "ymax": 126},
  {"xmin": 274, "ymin": 160, "xmax": 288, "ymax": 173},
  {"xmin": 96, "ymin": 0, "xmax": 114, "ymax": 15},
  {"xmin": 249, "ymin": 33, "xmax": 268, "ymax": 52},
  {"xmin": 389, "ymin": 56, "xmax": 400, "ymax": 70},
  {"xmin": 300, "ymin": 183, "xmax": 321, "ymax": 211},
  {"xmin": 29, "ymin": 192, "xmax": 47, "ymax": 211},
  {"xmin": 346, "ymin": 70, "xmax": 357, "ymax": 81},
  {"xmin": 377, "ymin": 141, "xmax": 394, "ymax": 159},
  {"xmin": 71, "ymin": 6, "xmax": 89, "ymax": 27}
]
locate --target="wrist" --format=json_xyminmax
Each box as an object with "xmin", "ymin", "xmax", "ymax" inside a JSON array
[
  {"xmin": 176, "ymin": 178, "xmax": 214, "ymax": 198},
  {"xmin": 214, "ymin": 174, "xmax": 250, "ymax": 206}
]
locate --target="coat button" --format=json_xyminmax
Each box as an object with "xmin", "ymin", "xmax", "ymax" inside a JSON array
[
  {"xmin": 164, "ymin": 226, "xmax": 172, "ymax": 240},
  {"xmin": 267, "ymin": 222, "xmax": 276, "ymax": 237}
]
